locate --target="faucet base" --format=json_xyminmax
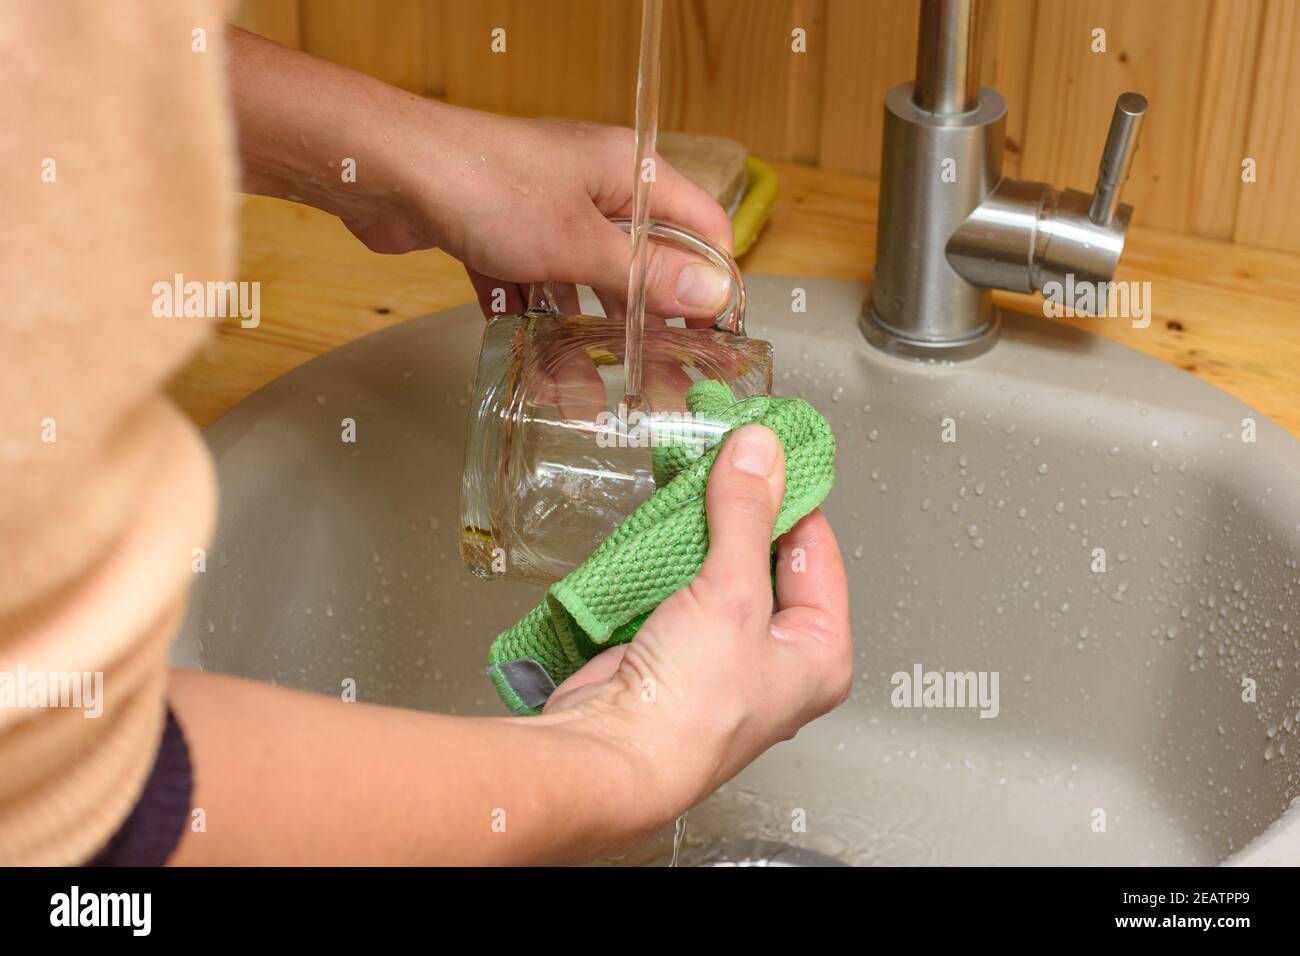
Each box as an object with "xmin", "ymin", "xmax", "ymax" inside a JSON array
[{"xmin": 860, "ymin": 294, "xmax": 1001, "ymax": 360}]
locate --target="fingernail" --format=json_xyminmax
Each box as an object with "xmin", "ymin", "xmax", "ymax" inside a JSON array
[
  {"xmin": 674, "ymin": 262, "xmax": 730, "ymax": 310},
  {"xmin": 730, "ymin": 426, "xmax": 778, "ymax": 476}
]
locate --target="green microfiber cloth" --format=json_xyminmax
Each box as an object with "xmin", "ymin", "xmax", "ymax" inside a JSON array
[{"xmin": 486, "ymin": 379, "xmax": 836, "ymax": 715}]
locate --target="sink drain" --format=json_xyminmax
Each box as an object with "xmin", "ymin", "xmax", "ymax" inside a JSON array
[{"xmin": 665, "ymin": 839, "xmax": 847, "ymax": 867}]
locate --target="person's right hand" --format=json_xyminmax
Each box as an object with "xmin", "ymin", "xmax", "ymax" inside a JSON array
[{"xmin": 543, "ymin": 423, "xmax": 853, "ymax": 816}]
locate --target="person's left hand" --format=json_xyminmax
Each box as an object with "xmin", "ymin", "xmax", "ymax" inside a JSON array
[{"xmin": 539, "ymin": 425, "xmax": 853, "ymax": 817}]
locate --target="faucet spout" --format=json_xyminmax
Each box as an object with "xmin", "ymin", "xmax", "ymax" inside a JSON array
[{"xmin": 913, "ymin": 0, "xmax": 982, "ymax": 115}]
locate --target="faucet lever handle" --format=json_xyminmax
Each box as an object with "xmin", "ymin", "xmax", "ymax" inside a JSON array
[{"xmin": 1088, "ymin": 91, "xmax": 1147, "ymax": 226}]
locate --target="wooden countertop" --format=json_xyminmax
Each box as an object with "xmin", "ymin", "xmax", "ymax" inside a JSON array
[{"xmin": 169, "ymin": 161, "xmax": 1300, "ymax": 436}]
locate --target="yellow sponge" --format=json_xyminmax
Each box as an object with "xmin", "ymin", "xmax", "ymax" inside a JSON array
[{"xmin": 732, "ymin": 156, "xmax": 778, "ymax": 258}]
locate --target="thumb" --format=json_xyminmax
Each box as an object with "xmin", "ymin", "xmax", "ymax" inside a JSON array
[
  {"xmin": 697, "ymin": 425, "xmax": 787, "ymax": 593},
  {"xmin": 578, "ymin": 215, "xmax": 734, "ymax": 326}
]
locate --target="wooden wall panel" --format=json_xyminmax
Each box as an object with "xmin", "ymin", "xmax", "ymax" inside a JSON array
[
  {"xmin": 1190, "ymin": 0, "xmax": 1265, "ymax": 241},
  {"xmin": 784, "ymin": 0, "xmax": 827, "ymax": 165},
  {"xmin": 232, "ymin": 0, "xmax": 301, "ymax": 47},
  {"xmin": 658, "ymin": 0, "xmax": 825, "ymax": 162},
  {"xmin": 229, "ymin": 0, "xmax": 1298, "ymax": 254},
  {"xmin": 979, "ymin": 0, "xmax": 1037, "ymax": 177},
  {"xmin": 440, "ymin": 0, "xmax": 639, "ymax": 123},
  {"xmin": 298, "ymin": 0, "xmax": 437, "ymax": 94},
  {"xmin": 1234, "ymin": 0, "xmax": 1300, "ymax": 254},
  {"xmin": 818, "ymin": 0, "xmax": 919, "ymax": 176}
]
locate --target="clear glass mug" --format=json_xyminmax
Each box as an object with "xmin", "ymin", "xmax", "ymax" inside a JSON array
[{"xmin": 459, "ymin": 219, "xmax": 773, "ymax": 584}]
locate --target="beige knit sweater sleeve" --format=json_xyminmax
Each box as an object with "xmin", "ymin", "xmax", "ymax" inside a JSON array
[{"xmin": 0, "ymin": 1, "xmax": 234, "ymax": 863}]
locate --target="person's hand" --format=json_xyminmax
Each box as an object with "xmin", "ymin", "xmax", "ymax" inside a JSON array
[
  {"xmin": 229, "ymin": 30, "xmax": 734, "ymax": 328},
  {"xmin": 359, "ymin": 105, "xmax": 736, "ymax": 326},
  {"xmin": 542, "ymin": 424, "xmax": 853, "ymax": 816}
]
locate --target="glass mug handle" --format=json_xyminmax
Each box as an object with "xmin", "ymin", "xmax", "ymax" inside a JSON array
[{"xmin": 524, "ymin": 218, "xmax": 747, "ymax": 335}]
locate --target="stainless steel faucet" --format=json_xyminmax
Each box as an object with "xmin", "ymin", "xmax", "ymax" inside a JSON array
[{"xmin": 862, "ymin": 0, "xmax": 1148, "ymax": 359}]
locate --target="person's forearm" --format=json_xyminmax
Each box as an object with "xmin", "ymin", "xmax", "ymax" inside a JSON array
[
  {"xmin": 166, "ymin": 667, "xmax": 673, "ymax": 865},
  {"xmin": 226, "ymin": 26, "xmax": 435, "ymax": 223}
]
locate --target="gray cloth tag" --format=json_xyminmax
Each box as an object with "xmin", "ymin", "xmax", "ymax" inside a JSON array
[{"xmin": 488, "ymin": 657, "xmax": 557, "ymax": 710}]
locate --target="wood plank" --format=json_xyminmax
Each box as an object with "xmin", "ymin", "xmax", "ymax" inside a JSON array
[
  {"xmin": 818, "ymin": 0, "xmax": 919, "ymax": 175},
  {"xmin": 441, "ymin": 0, "xmax": 638, "ymax": 123},
  {"xmin": 231, "ymin": 0, "xmax": 301, "ymax": 48},
  {"xmin": 1234, "ymin": 0, "xmax": 1300, "ymax": 253},
  {"xmin": 981, "ymin": 0, "xmax": 1037, "ymax": 177},
  {"xmin": 1189, "ymin": 0, "xmax": 1265, "ymax": 241},
  {"xmin": 658, "ymin": 0, "xmax": 824, "ymax": 161},
  {"xmin": 298, "ymin": 0, "xmax": 435, "ymax": 94},
  {"xmin": 785, "ymin": 0, "xmax": 827, "ymax": 165},
  {"xmin": 423, "ymin": 0, "xmax": 446, "ymax": 97}
]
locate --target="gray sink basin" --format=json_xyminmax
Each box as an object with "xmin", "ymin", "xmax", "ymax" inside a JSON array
[{"xmin": 173, "ymin": 275, "xmax": 1300, "ymax": 865}]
